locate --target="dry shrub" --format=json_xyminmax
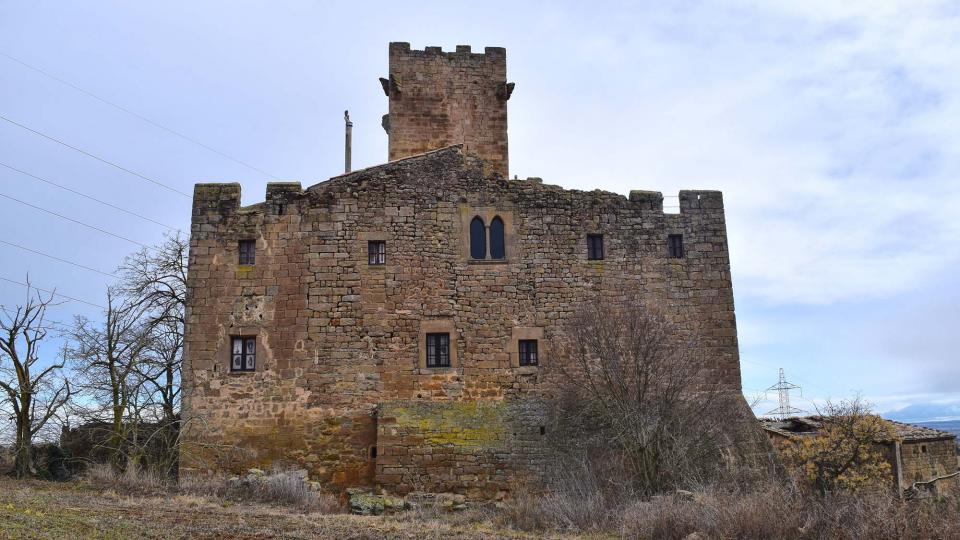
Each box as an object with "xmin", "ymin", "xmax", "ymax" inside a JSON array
[
  {"xmin": 547, "ymin": 296, "xmax": 754, "ymax": 497},
  {"xmin": 225, "ymin": 469, "xmax": 323, "ymax": 511},
  {"xmin": 88, "ymin": 464, "xmax": 341, "ymax": 513},
  {"xmin": 498, "ymin": 476, "xmax": 960, "ymax": 539},
  {"xmin": 85, "ymin": 462, "xmax": 170, "ymax": 495}
]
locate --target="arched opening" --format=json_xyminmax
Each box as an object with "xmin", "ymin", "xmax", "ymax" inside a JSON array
[
  {"xmin": 489, "ymin": 216, "xmax": 506, "ymax": 259},
  {"xmin": 470, "ymin": 216, "xmax": 487, "ymax": 259}
]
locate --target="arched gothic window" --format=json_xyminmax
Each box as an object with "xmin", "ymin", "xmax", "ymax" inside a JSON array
[
  {"xmin": 470, "ymin": 216, "xmax": 487, "ymax": 259},
  {"xmin": 489, "ymin": 216, "xmax": 506, "ymax": 259}
]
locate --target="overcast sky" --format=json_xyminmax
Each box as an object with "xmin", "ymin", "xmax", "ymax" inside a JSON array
[{"xmin": 1, "ymin": 1, "xmax": 957, "ymax": 418}]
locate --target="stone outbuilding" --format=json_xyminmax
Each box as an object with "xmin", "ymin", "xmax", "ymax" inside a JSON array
[{"xmin": 761, "ymin": 417, "xmax": 959, "ymax": 496}]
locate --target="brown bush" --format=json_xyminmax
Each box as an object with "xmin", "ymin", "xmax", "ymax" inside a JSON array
[
  {"xmin": 86, "ymin": 464, "xmax": 341, "ymax": 513},
  {"xmin": 497, "ymin": 477, "xmax": 960, "ymax": 539}
]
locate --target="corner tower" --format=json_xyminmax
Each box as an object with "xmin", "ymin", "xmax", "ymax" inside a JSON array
[{"xmin": 381, "ymin": 42, "xmax": 513, "ymax": 178}]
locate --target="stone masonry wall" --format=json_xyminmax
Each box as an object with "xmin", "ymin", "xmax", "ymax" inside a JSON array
[
  {"xmin": 383, "ymin": 43, "xmax": 510, "ymax": 178},
  {"xmin": 901, "ymin": 439, "xmax": 958, "ymax": 495},
  {"xmin": 181, "ymin": 146, "xmax": 748, "ymax": 496}
]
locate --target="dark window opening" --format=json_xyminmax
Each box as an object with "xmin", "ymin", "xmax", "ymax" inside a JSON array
[
  {"xmin": 668, "ymin": 234, "xmax": 684, "ymax": 258},
  {"xmin": 238, "ymin": 240, "xmax": 256, "ymax": 265},
  {"xmin": 587, "ymin": 234, "xmax": 604, "ymax": 260},
  {"xmin": 368, "ymin": 240, "xmax": 386, "ymax": 265},
  {"xmin": 489, "ymin": 216, "xmax": 506, "ymax": 259},
  {"xmin": 277, "ymin": 203, "xmax": 286, "ymax": 215},
  {"xmin": 921, "ymin": 445, "xmax": 927, "ymax": 453},
  {"xmin": 519, "ymin": 339, "xmax": 539, "ymax": 366},
  {"xmin": 370, "ymin": 446, "xmax": 378, "ymax": 459},
  {"xmin": 470, "ymin": 216, "xmax": 487, "ymax": 259},
  {"xmin": 426, "ymin": 332, "xmax": 451, "ymax": 368},
  {"xmin": 539, "ymin": 426, "xmax": 546, "ymax": 436},
  {"xmin": 230, "ymin": 336, "xmax": 256, "ymax": 372}
]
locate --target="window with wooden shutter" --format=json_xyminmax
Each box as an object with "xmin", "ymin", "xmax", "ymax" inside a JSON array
[
  {"xmin": 238, "ymin": 240, "xmax": 256, "ymax": 265},
  {"xmin": 587, "ymin": 234, "xmax": 604, "ymax": 260}
]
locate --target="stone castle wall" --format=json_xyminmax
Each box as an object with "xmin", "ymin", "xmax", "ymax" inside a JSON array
[
  {"xmin": 383, "ymin": 43, "xmax": 511, "ymax": 178},
  {"xmin": 181, "ymin": 146, "xmax": 748, "ymax": 496}
]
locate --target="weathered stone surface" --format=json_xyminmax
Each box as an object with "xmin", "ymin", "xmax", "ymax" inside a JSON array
[
  {"xmin": 180, "ymin": 42, "xmax": 759, "ymax": 499},
  {"xmin": 385, "ymin": 42, "xmax": 511, "ymax": 178}
]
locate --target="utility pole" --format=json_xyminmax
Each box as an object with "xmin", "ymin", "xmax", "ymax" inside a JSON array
[
  {"xmin": 765, "ymin": 368, "xmax": 803, "ymax": 419},
  {"xmin": 344, "ymin": 110, "xmax": 353, "ymax": 174}
]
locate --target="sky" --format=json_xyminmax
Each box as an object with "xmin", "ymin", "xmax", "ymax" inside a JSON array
[{"xmin": 0, "ymin": 1, "xmax": 957, "ymax": 419}]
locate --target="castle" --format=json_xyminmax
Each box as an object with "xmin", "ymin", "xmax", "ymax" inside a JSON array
[{"xmin": 181, "ymin": 42, "xmax": 755, "ymax": 498}]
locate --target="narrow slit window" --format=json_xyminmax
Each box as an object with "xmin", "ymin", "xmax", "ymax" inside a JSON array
[
  {"xmin": 231, "ymin": 336, "xmax": 256, "ymax": 372},
  {"xmin": 587, "ymin": 234, "xmax": 604, "ymax": 260},
  {"xmin": 470, "ymin": 217, "xmax": 487, "ymax": 259},
  {"xmin": 368, "ymin": 240, "xmax": 386, "ymax": 265},
  {"xmin": 518, "ymin": 339, "xmax": 539, "ymax": 366},
  {"xmin": 426, "ymin": 332, "xmax": 451, "ymax": 368},
  {"xmin": 238, "ymin": 240, "xmax": 256, "ymax": 265},
  {"xmin": 489, "ymin": 216, "xmax": 506, "ymax": 259},
  {"xmin": 667, "ymin": 234, "xmax": 684, "ymax": 258}
]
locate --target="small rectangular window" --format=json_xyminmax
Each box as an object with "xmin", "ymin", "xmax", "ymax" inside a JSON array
[
  {"xmin": 587, "ymin": 234, "xmax": 604, "ymax": 260},
  {"xmin": 238, "ymin": 240, "xmax": 256, "ymax": 265},
  {"xmin": 667, "ymin": 234, "xmax": 684, "ymax": 258},
  {"xmin": 368, "ymin": 240, "xmax": 386, "ymax": 265},
  {"xmin": 230, "ymin": 336, "xmax": 256, "ymax": 372},
  {"xmin": 519, "ymin": 339, "xmax": 539, "ymax": 366},
  {"xmin": 426, "ymin": 333, "xmax": 450, "ymax": 368}
]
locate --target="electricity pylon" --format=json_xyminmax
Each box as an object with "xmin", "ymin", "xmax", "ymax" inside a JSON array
[{"xmin": 765, "ymin": 368, "xmax": 804, "ymax": 419}]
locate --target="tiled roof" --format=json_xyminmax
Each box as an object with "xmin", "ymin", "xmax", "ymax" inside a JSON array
[
  {"xmin": 887, "ymin": 420, "xmax": 956, "ymax": 442},
  {"xmin": 758, "ymin": 416, "xmax": 956, "ymax": 442}
]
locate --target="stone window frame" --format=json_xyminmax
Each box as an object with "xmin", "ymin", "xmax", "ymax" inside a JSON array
[
  {"xmin": 223, "ymin": 330, "xmax": 263, "ymax": 375},
  {"xmin": 418, "ymin": 319, "xmax": 458, "ymax": 372},
  {"xmin": 667, "ymin": 233, "xmax": 684, "ymax": 259},
  {"xmin": 586, "ymin": 233, "xmax": 604, "ymax": 261},
  {"xmin": 238, "ymin": 239, "xmax": 256, "ymax": 265},
  {"xmin": 459, "ymin": 206, "xmax": 515, "ymax": 264},
  {"xmin": 509, "ymin": 327, "xmax": 545, "ymax": 373},
  {"xmin": 368, "ymin": 240, "xmax": 386, "ymax": 265},
  {"xmin": 358, "ymin": 232, "xmax": 389, "ymax": 270}
]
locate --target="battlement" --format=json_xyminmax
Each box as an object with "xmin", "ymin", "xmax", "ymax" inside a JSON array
[
  {"xmin": 388, "ymin": 42, "xmax": 507, "ymax": 59},
  {"xmin": 384, "ymin": 42, "xmax": 512, "ymax": 178}
]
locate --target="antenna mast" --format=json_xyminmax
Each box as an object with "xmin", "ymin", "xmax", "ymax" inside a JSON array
[
  {"xmin": 344, "ymin": 110, "xmax": 353, "ymax": 174},
  {"xmin": 765, "ymin": 368, "xmax": 803, "ymax": 419}
]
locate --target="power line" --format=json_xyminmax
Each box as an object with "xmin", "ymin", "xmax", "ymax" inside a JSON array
[
  {"xmin": 0, "ymin": 277, "xmax": 106, "ymax": 309},
  {"xmin": 0, "ymin": 191, "xmax": 153, "ymax": 249},
  {"xmin": 0, "ymin": 239, "xmax": 119, "ymax": 278},
  {"xmin": 1, "ymin": 51, "xmax": 280, "ymax": 180},
  {"xmin": 0, "ymin": 113, "xmax": 191, "ymax": 198},
  {"xmin": 0, "ymin": 161, "xmax": 181, "ymax": 232}
]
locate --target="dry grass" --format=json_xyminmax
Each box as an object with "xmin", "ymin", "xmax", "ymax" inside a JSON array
[
  {"xmin": 14, "ymin": 464, "xmax": 960, "ymax": 539},
  {"xmin": 86, "ymin": 463, "xmax": 341, "ymax": 513},
  {"xmin": 496, "ymin": 480, "xmax": 960, "ymax": 539},
  {"xmin": 0, "ymin": 477, "xmax": 545, "ymax": 540}
]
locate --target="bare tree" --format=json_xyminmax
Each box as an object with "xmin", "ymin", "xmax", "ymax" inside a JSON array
[
  {"xmin": 118, "ymin": 233, "xmax": 187, "ymax": 327},
  {"xmin": 117, "ymin": 233, "xmax": 186, "ymax": 476},
  {"xmin": 548, "ymin": 295, "xmax": 743, "ymax": 495},
  {"xmin": 65, "ymin": 288, "xmax": 153, "ymax": 470},
  {"xmin": 118, "ymin": 234, "xmax": 185, "ymax": 419},
  {"xmin": 0, "ymin": 283, "xmax": 72, "ymax": 478}
]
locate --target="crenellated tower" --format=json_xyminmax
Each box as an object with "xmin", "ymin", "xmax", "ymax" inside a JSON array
[{"xmin": 381, "ymin": 42, "xmax": 514, "ymax": 178}]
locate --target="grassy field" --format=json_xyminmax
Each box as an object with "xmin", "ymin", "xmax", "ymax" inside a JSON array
[{"xmin": 0, "ymin": 478, "xmax": 558, "ymax": 540}]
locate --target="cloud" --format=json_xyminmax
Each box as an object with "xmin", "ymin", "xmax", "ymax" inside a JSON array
[{"xmin": 512, "ymin": 1, "xmax": 960, "ymax": 306}]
